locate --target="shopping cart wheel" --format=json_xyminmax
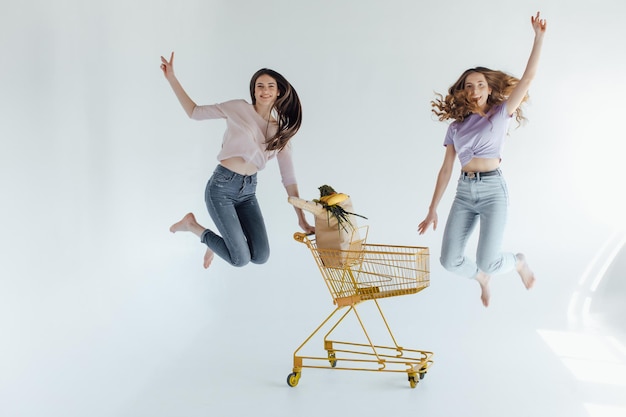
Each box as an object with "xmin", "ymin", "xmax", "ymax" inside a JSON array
[
  {"xmin": 408, "ymin": 373, "xmax": 419, "ymax": 389},
  {"xmin": 287, "ymin": 372, "xmax": 301, "ymax": 387},
  {"xmin": 419, "ymin": 365, "xmax": 428, "ymax": 380},
  {"xmin": 328, "ymin": 351, "xmax": 337, "ymax": 368}
]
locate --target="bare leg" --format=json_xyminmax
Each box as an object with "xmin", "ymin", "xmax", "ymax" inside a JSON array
[
  {"xmin": 516, "ymin": 253, "xmax": 535, "ymax": 289},
  {"xmin": 169, "ymin": 213, "xmax": 206, "ymax": 237},
  {"xmin": 475, "ymin": 271, "xmax": 491, "ymax": 307}
]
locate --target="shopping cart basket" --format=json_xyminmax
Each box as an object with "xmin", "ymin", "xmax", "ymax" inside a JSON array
[{"xmin": 286, "ymin": 229, "xmax": 433, "ymax": 389}]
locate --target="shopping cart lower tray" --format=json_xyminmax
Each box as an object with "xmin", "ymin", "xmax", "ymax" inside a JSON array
[{"xmin": 287, "ymin": 230, "xmax": 434, "ymax": 389}]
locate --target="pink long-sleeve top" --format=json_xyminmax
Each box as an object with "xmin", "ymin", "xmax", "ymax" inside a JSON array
[{"xmin": 191, "ymin": 99, "xmax": 297, "ymax": 186}]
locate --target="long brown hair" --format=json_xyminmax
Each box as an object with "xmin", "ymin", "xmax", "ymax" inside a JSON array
[
  {"xmin": 432, "ymin": 67, "xmax": 527, "ymax": 126},
  {"xmin": 249, "ymin": 68, "xmax": 302, "ymax": 152}
]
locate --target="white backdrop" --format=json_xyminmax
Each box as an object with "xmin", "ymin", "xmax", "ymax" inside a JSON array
[{"xmin": 2, "ymin": 1, "xmax": 626, "ymax": 416}]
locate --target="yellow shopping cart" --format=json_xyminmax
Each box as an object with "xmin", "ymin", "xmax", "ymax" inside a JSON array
[{"xmin": 286, "ymin": 228, "xmax": 433, "ymax": 389}]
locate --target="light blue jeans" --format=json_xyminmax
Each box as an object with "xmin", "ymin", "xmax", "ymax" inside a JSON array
[
  {"xmin": 440, "ymin": 169, "xmax": 516, "ymax": 279},
  {"xmin": 200, "ymin": 165, "xmax": 270, "ymax": 267}
]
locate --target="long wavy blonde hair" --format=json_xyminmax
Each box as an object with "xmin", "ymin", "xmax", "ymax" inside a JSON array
[{"xmin": 431, "ymin": 67, "xmax": 527, "ymax": 126}]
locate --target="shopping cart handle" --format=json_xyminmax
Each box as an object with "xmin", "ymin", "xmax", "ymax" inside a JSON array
[{"xmin": 293, "ymin": 232, "xmax": 313, "ymax": 243}]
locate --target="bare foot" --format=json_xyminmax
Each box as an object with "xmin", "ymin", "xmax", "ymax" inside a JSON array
[
  {"xmin": 169, "ymin": 212, "xmax": 205, "ymax": 237},
  {"xmin": 516, "ymin": 253, "xmax": 535, "ymax": 290},
  {"xmin": 203, "ymin": 248, "xmax": 214, "ymax": 269},
  {"xmin": 170, "ymin": 213, "xmax": 196, "ymax": 233},
  {"xmin": 475, "ymin": 271, "xmax": 491, "ymax": 307}
]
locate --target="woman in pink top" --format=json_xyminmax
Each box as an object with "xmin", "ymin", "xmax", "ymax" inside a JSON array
[
  {"xmin": 418, "ymin": 12, "xmax": 547, "ymax": 307},
  {"xmin": 160, "ymin": 53, "xmax": 314, "ymax": 269}
]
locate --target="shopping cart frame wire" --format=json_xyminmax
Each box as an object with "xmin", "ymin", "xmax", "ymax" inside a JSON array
[{"xmin": 287, "ymin": 231, "xmax": 434, "ymax": 389}]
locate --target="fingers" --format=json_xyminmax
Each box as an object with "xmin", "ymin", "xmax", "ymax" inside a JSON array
[
  {"xmin": 160, "ymin": 52, "xmax": 174, "ymax": 66},
  {"xmin": 299, "ymin": 218, "xmax": 315, "ymax": 234},
  {"xmin": 531, "ymin": 11, "xmax": 547, "ymax": 31},
  {"xmin": 160, "ymin": 52, "xmax": 175, "ymax": 74},
  {"xmin": 418, "ymin": 217, "xmax": 438, "ymax": 235}
]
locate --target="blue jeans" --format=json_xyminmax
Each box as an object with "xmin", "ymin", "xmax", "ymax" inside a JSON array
[
  {"xmin": 200, "ymin": 165, "xmax": 270, "ymax": 267},
  {"xmin": 440, "ymin": 170, "xmax": 516, "ymax": 278}
]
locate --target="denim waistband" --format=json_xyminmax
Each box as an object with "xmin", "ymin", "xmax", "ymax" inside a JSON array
[
  {"xmin": 215, "ymin": 164, "xmax": 257, "ymax": 180},
  {"xmin": 460, "ymin": 168, "xmax": 501, "ymax": 180}
]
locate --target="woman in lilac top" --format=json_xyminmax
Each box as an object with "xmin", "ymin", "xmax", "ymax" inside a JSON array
[
  {"xmin": 160, "ymin": 52, "xmax": 314, "ymax": 269},
  {"xmin": 418, "ymin": 12, "xmax": 547, "ymax": 307}
]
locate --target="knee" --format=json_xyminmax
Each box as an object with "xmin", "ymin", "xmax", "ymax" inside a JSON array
[
  {"xmin": 251, "ymin": 249, "xmax": 270, "ymax": 265},
  {"xmin": 440, "ymin": 255, "xmax": 461, "ymax": 273},
  {"xmin": 251, "ymin": 257, "xmax": 269, "ymax": 265},
  {"xmin": 230, "ymin": 252, "xmax": 251, "ymax": 267}
]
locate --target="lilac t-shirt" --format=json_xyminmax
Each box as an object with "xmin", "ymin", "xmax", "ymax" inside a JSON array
[
  {"xmin": 443, "ymin": 102, "xmax": 513, "ymax": 168},
  {"xmin": 190, "ymin": 99, "xmax": 297, "ymax": 186}
]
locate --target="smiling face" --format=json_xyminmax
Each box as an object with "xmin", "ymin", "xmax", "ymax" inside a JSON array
[
  {"xmin": 253, "ymin": 74, "xmax": 280, "ymax": 108},
  {"xmin": 464, "ymin": 72, "xmax": 492, "ymax": 111}
]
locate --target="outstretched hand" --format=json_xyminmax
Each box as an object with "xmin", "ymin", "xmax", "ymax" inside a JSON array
[
  {"xmin": 531, "ymin": 11, "xmax": 547, "ymax": 36},
  {"xmin": 160, "ymin": 51, "xmax": 175, "ymax": 80},
  {"xmin": 417, "ymin": 210, "xmax": 438, "ymax": 235}
]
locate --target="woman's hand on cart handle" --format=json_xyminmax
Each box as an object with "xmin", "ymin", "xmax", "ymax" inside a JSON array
[
  {"xmin": 299, "ymin": 217, "xmax": 315, "ymax": 234},
  {"xmin": 287, "ymin": 194, "xmax": 316, "ymax": 234}
]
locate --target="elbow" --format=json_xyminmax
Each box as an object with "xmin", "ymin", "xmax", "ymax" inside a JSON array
[{"xmin": 186, "ymin": 105, "xmax": 197, "ymax": 119}]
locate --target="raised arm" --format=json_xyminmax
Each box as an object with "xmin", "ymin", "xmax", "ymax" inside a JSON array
[
  {"xmin": 160, "ymin": 52, "xmax": 197, "ymax": 118},
  {"xmin": 506, "ymin": 12, "xmax": 548, "ymax": 116}
]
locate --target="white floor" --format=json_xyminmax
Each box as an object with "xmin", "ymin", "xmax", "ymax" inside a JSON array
[{"xmin": 3, "ymin": 227, "xmax": 626, "ymax": 417}]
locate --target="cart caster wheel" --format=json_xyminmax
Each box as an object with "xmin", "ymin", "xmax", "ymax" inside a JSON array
[
  {"xmin": 287, "ymin": 372, "xmax": 301, "ymax": 387},
  {"xmin": 408, "ymin": 374, "xmax": 419, "ymax": 389},
  {"xmin": 328, "ymin": 351, "xmax": 337, "ymax": 368},
  {"xmin": 419, "ymin": 365, "xmax": 428, "ymax": 380}
]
